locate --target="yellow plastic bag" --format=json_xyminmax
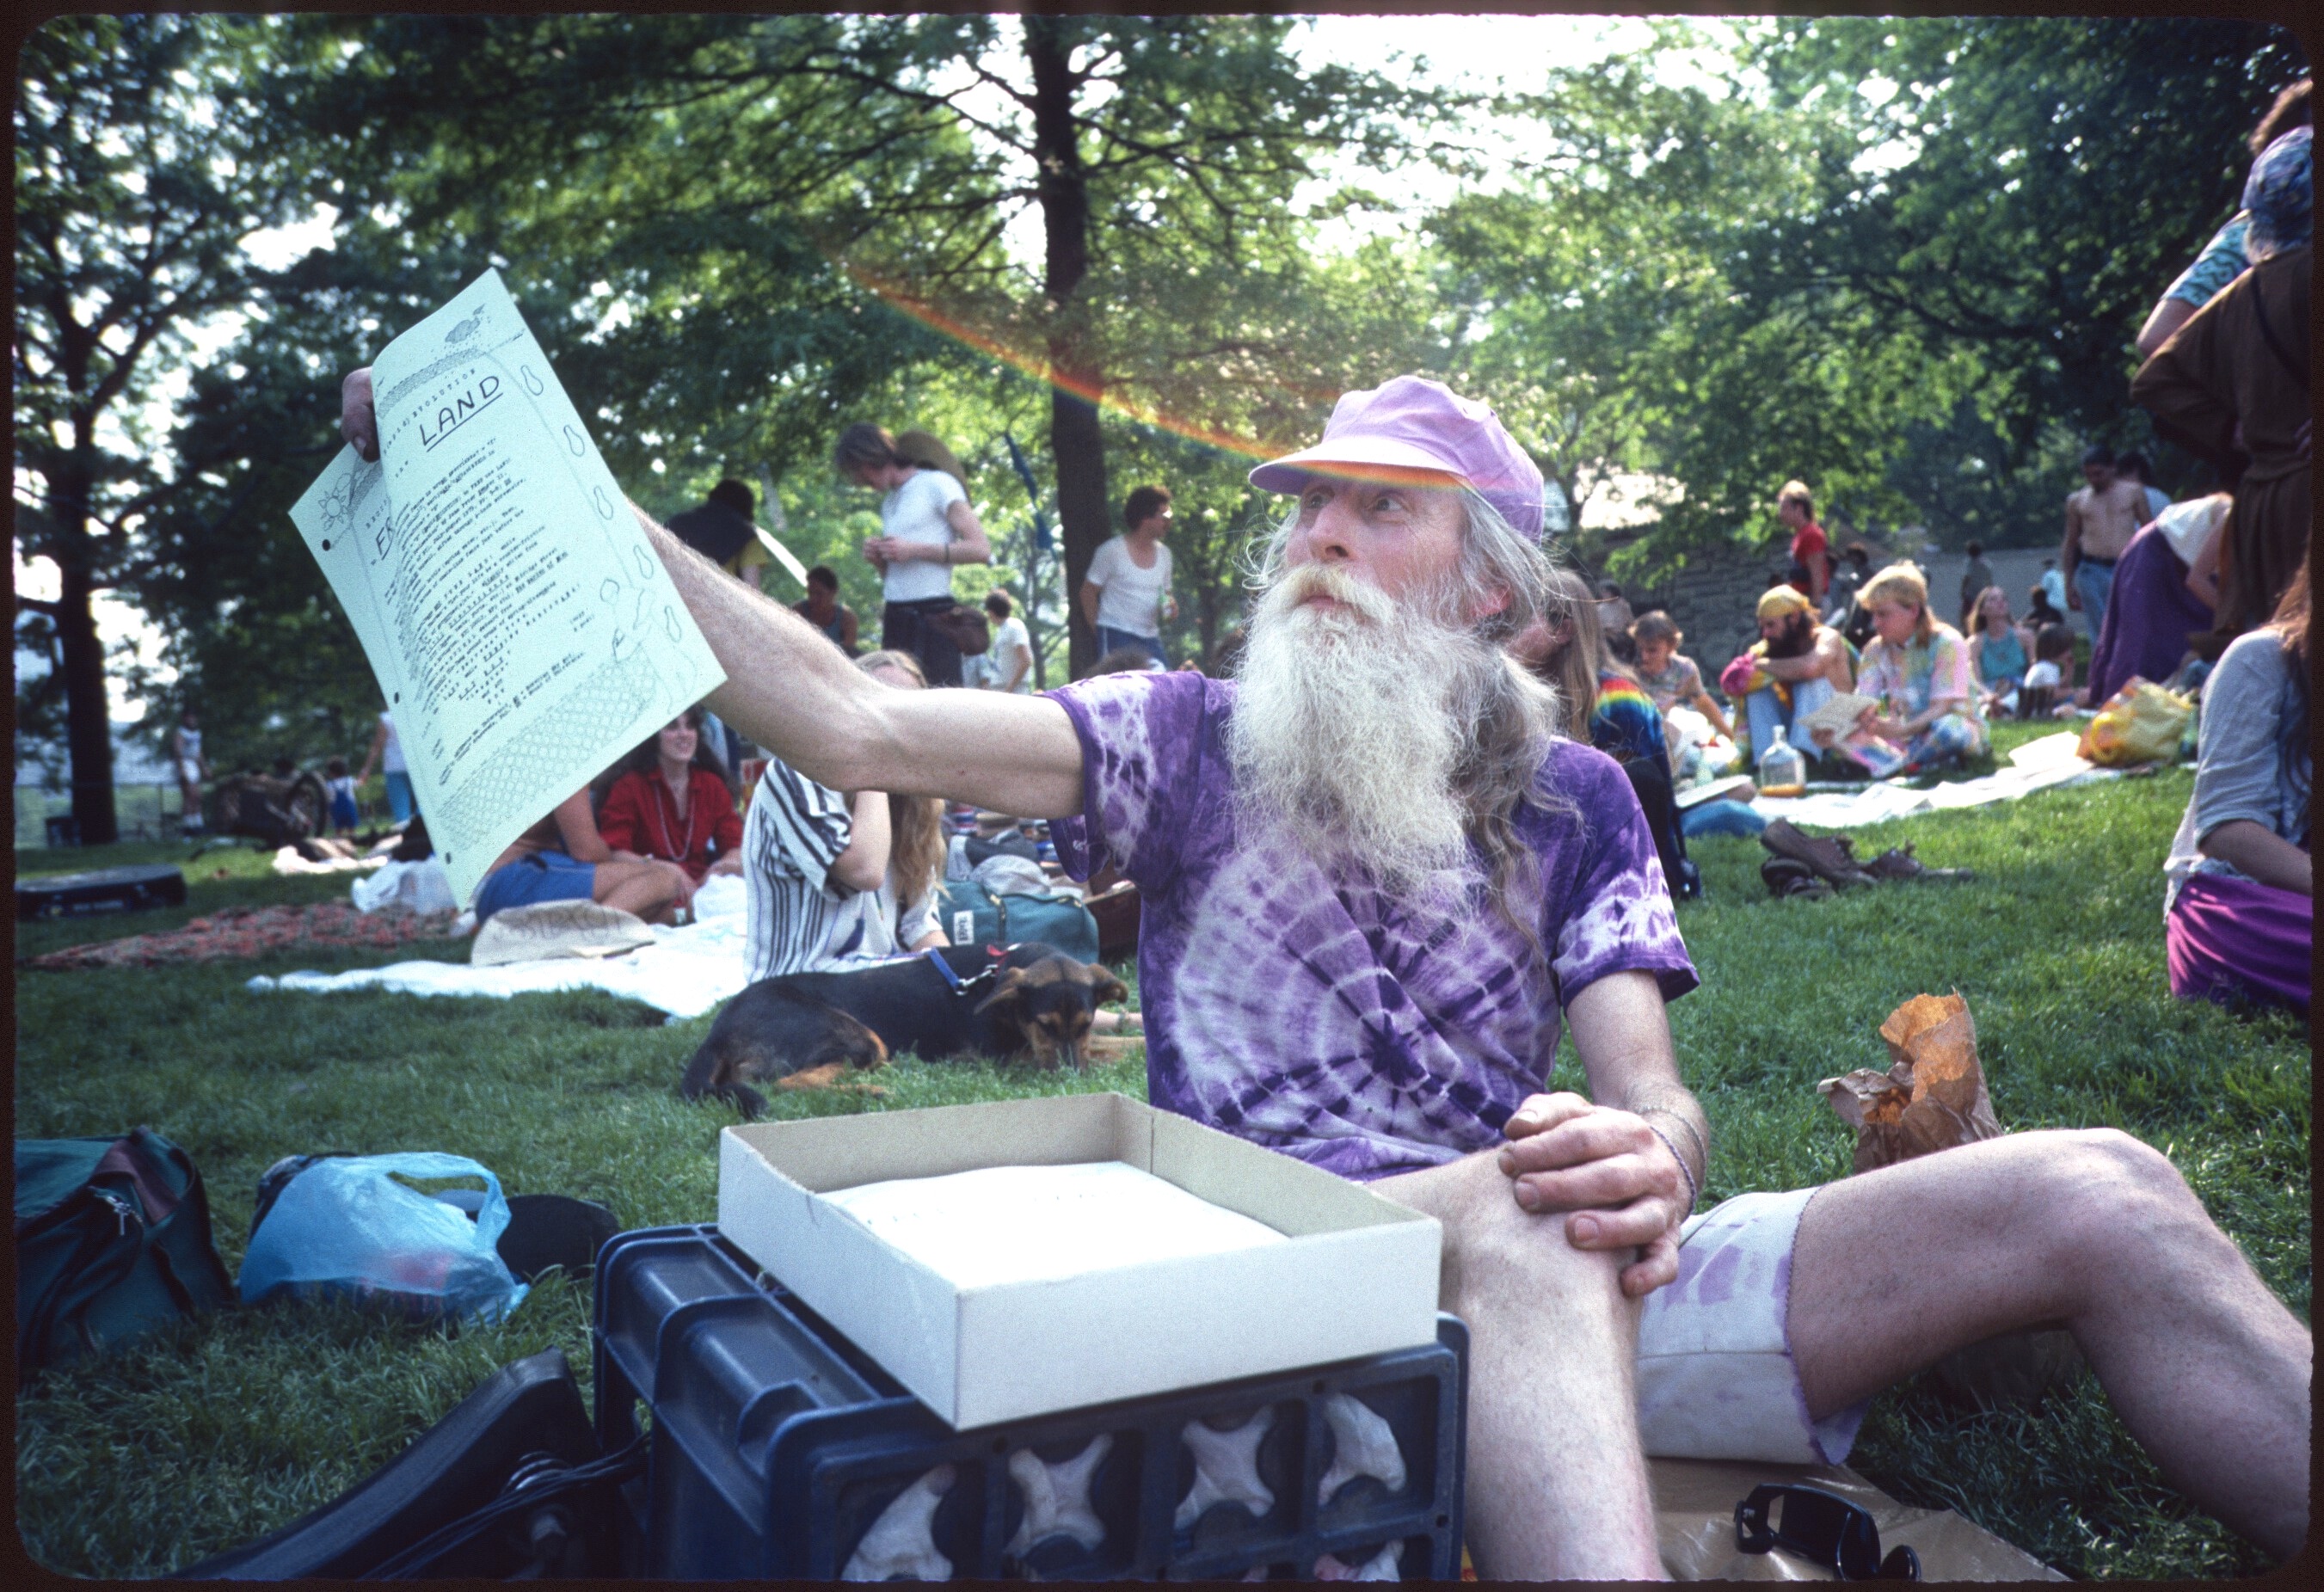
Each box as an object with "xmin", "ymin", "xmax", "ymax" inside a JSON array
[{"xmin": 2076, "ymin": 677, "xmax": 2192, "ymax": 766}]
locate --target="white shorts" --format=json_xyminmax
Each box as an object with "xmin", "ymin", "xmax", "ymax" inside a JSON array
[{"xmin": 1635, "ymin": 1187, "xmax": 1868, "ymax": 1465}]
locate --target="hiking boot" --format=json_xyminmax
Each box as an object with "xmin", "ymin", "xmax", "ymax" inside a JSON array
[
  {"xmin": 1760, "ymin": 818, "xmax": 1876, "ymax": 889},
  {"xmin": 1861, "ymin": 844, "xmax": 1974, "ymax": 883},
  {"xmin": 1760, "ymin": 857, "xmax": 1833, "ymax": 899}
]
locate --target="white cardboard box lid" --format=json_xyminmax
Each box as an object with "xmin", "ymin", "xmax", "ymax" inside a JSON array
[{"xmin": 716, "ymin": 1093, "xmax": 1442, "ymax": 1428}]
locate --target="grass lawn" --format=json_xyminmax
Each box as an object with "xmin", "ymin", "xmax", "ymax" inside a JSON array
[{"xmin": 13, "ymin": 727, "xmax": 2309, "ymax": 1578}]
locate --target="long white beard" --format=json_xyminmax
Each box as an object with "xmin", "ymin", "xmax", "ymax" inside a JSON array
[{"xmin": 1228, "ymin": 562, "xmax": 1497, "ymax": 898}]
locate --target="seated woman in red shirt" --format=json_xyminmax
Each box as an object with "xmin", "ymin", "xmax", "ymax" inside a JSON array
[{"xmin": 596, "ymin": 707, "xmax": 746, "ymax": 882}]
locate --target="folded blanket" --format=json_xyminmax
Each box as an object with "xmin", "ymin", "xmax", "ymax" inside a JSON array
[{"xmin": 248, "ymin": 911, "xmax": 753, "ymax": 1019}]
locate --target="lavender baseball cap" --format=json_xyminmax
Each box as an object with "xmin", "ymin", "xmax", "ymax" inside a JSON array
[{"xmin": 1248, "ymin": 375, "xmax": 1546, "ymax": 541}]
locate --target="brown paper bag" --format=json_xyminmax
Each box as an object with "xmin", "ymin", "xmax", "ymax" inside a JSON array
[
  {"xmin": 1817, "ymin": 992, "xmax": 2001, "ymax": 1173},
  {"xmin": 1651, "ymin": 1456, "xmax": 2066, "ymax": 1580},
  {"xmin": 1817, "ymin": 993, "xmax": 2081, "ymax": 1410}
]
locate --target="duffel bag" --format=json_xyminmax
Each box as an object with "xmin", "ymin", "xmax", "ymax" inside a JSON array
[
  {"xmin": 932, "ymin": 879, "xmax": 1102, "ymax": 964},
  {"xmin": 15, "ymin": 1127, "xmax": 235, "ymax": 1380}
]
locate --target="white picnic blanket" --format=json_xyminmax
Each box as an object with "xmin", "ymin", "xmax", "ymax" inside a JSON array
[
  {"xmin": 249, "ymin": 870, "xmax": 755, "ymax": 1019},
  {"xmin": 272, "ymin": 845, "xmax": 390, "ymax": 876},
  {"xmin": 1752, "ymin": 732, "xmax": 2124, "ymax": 830}
]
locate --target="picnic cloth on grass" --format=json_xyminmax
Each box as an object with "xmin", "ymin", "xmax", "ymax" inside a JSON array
[
  {"xmin": 248, "ymin": 871, "xmax": 756, "ymax": 1020},
  {"xmin": 1750, "ymin": 732, "xmax": 2121, "ymax": 830},
  {"xmin": 272, "ymin": 844, "xmax": 391, "ymax": 876},
  {"xmin": 249, "ymin": 910, "xmax": 753, "ymax": 1020},
  {"xmin": 25, "ymin": 903, "xmax": 462, "ymax": 971}
]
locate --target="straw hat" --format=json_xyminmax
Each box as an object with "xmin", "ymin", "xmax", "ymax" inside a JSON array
[{"xmin": 470, "ymin": 900, "xmax": 656, "ymax": 968}]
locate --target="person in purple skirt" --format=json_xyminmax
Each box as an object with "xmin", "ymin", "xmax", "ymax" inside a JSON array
[
  {"xmin": 2165, "ymin": 558, "xmax": 2310, "ymax": 1016},
  {"xmin": 2087, "ymin": 495, "xmax": 2224, "ymax": 705},
  {"xmin": 341, "ymin": 367, "xmax": 2312, "ymax": 1573}
]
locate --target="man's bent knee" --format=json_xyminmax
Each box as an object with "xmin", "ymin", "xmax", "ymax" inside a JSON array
[
  {"xmin": 2031, "ymin": 1128, "xmax": 2203, "ymax": 1247},
  {"xmin": 1380, "ymin": 1153, "xmax": 1636, "ymax": 1320}
]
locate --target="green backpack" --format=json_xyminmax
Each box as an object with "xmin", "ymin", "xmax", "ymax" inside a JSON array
[
  {"xmin": 15, "ymin": 1128, "xmax": 235, "ymax": 1381},
  {"xmin": 933, "ymin": 880, "xmax": 1102, "ymax": 965}
]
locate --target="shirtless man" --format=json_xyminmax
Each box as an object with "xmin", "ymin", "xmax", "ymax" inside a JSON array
[
  {"xmin": 2062, "ymin": 446, "xmax": 2149, "ymax": 640},
  {"xmin": 1718, "ymin": 586, "xmax": 1856, "ymax": 761}
]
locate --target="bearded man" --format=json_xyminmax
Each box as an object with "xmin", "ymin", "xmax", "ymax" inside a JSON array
[
  {"xmin": 342, "ymin": 371, "xmax": 2311, "ymax": 1575},
  {"xmin": 1720, "ymin": 585, "xmax": 1858, "ymax": 763}
]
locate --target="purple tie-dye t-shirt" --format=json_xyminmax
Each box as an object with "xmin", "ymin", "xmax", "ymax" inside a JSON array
[{"xmin": 1048, "ymin": 669, "xmax": 1697, "ymax": 1182}]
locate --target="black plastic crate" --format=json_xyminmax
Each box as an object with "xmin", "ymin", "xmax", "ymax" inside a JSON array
[
  {"xmin": 593, "ymin": 1224, "xmax": 1466, "ymax": 1580},
  {"xmin": 15, "ymin": 863, "xmax": 187, "ymax": 920}
]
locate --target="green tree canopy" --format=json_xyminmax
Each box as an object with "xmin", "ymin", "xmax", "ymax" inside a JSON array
[{"xmin": 15, "ymin": 14, "xmax": 344, "ymax": 836}]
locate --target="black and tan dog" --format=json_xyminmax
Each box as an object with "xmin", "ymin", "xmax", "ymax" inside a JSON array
[{"xmin": 680, "ymin": 942, "xmax": 1132, "ymax": 1117}]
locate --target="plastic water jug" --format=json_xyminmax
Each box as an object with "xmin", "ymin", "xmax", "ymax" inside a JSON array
[{"xmin": 1756, "ymin": 724, "xmax": 1807, "ymax": 797}]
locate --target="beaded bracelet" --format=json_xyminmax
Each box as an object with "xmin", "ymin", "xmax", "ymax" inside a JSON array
[{"xmin": 1643, "ymin": 1120, "xmax": 1700, "ymax": 1218}]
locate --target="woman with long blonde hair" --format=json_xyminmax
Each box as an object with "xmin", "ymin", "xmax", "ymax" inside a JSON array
[
  {"xmin": 1829, "ymin": 563, "xmax": 1987, "ymax": 778},
  {"xmin": 1964, "ymin": 585, "xmax": 2035, "ymax": 717},
  {"xmin": 736, "ymin": 648, "xmax": 952, "ymax": 980},
  {"xmin": 1509, "ymin": 568, "xmax": 1698, "ymax": 897},
  {"xmin": 855, "ymin": 649, "xmax": 950, "ymax": 919}
]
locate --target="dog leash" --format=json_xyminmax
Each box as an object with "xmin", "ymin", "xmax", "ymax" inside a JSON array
[{"xmin": 921, "ymin": 945, "xmax": 1006, "ymax": 998}]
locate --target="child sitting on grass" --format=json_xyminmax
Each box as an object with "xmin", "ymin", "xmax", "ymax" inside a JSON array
[
  {"xmin": 2020, "ymin": 623, "xmax": 2079, "ymax": 718},
  {"xmin": 1629, "ymin": 612, "xmax": 1737, "ymax": 741},
  {"xmin": 323, "ymin": 757, "xmax": 360, "ymax": 836}
]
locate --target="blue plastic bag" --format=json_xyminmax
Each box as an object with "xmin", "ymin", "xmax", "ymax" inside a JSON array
[{"xmin": 237, "ymin": 1153, "xmax": 528, "ymax": 1325}]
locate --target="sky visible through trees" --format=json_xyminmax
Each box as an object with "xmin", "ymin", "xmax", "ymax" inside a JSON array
[{"xmin": 12, "ymin": 14, "xmax": 2304, "ymax": 825}]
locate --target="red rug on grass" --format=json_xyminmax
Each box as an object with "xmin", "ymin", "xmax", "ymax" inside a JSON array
[{"xmin": 24, "ymin": 903, "xmax": 462, "ymax": 971}]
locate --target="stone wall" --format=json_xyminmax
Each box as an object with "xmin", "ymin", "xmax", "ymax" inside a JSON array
[{"xmin": 1563, "ymin": 521, "xmax": 1912, "ymax": 679}]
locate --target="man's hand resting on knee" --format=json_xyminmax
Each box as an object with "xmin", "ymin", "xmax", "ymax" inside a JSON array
[
  {"xmin": 1499, "ymin": 1093, "xmax": 1690, "ymax": 1298},
  {"xmin": 1501, "ymin": 969, "xmax": 1709, "ymax": 1300}
]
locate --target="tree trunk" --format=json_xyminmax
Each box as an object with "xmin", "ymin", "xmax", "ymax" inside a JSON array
[
  {"xmin": 56, "ymin": 556, "xmax": 121, "ymax": 846},
  {"xmin": 1025, "ymin": 16, "xmax": 1108, "ymax": 679}
]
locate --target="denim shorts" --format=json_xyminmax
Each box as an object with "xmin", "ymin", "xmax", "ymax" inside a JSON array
[
  {"xmin": 1095, "ymin": 625, "xmax": 1165, "ymax": 666},
  {"xmin": 472, "ymin": 850, "xmax": 596, "ymax": 924}
]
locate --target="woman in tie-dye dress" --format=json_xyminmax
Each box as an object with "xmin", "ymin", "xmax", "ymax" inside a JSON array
[{"xmin": 1822, "ymin": 562, "xmax": 1988, "ymax": 778}]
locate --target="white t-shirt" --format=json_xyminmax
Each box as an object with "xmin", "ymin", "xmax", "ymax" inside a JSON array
[
  {"xmin": 2023, "ymin": 660, "xmax": 2065, "ymax": 691},
  {"xmin": 1085, "ymin": 536, "xmax": 1172, "ymax": 637},
  {"xmin": 986, "ymin": 615, "xmax": 1034, "ymax": 692},
  {"xmin": 378, "ymin": 711, "xmax": 406, "ymax": 775},
  {"xmin": 880, "ymin": 469, "xmax": 969, "ymax": 604}
]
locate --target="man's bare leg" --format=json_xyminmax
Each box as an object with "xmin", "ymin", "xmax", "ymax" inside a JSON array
[
  {"xmin": 1787, "ymin": 1129, "xmax": 2310, "ymax": 1561},
  {"xmin": 1379, "ymin": 1152, "xmax": 1665, "ymax": 1579}
]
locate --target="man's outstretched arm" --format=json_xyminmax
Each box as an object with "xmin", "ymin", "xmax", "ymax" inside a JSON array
[
  {"xmin": 636, "ymin": 506, "xmax": 1085, "ymax": 816},
  {"xmin": 339, "ymin": 368, "xmax": 1085, "ymax": 820}
]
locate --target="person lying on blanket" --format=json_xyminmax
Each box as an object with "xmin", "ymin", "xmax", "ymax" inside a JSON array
[{"xmin": 341, "ymin": 366, "xmax": 2309, "ymax": 1575}]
